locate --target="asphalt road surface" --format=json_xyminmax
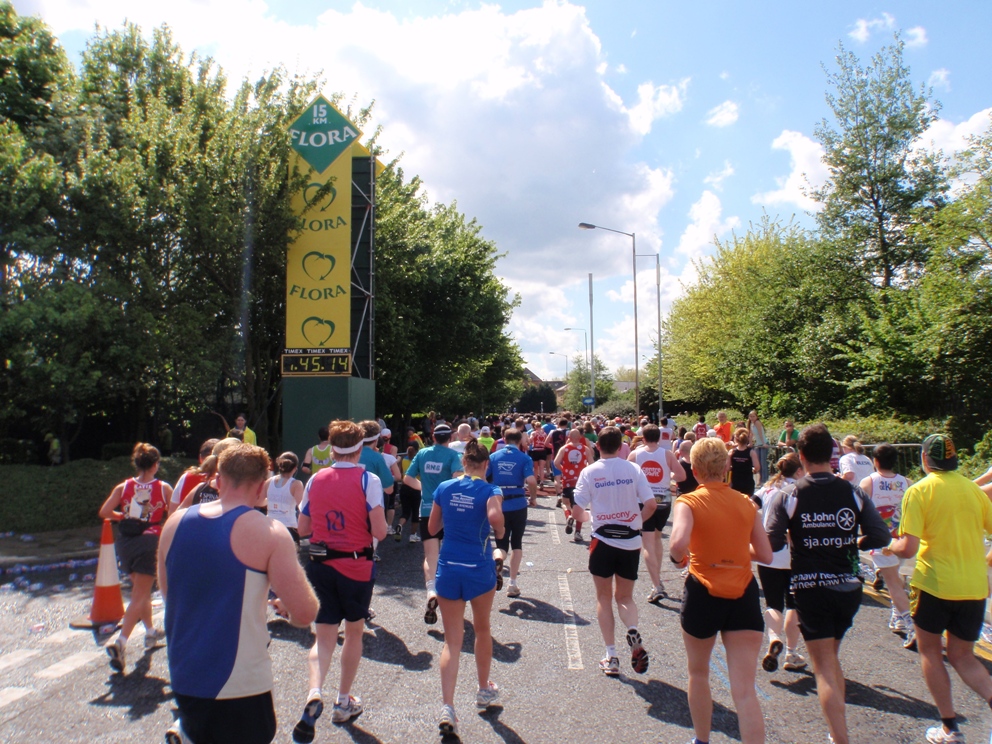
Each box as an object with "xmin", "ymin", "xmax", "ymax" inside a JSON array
[{"xmin": 3, "ymin": 496, "xmax": 992, "ymax": 743}]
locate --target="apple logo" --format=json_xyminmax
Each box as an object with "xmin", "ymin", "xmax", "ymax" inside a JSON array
[
  {"xmin": 302, "ymin": 252, "xmax": 336, "ymax": 282},
  {"xmin": 302, "ymin": 317, "xmax": 335, "ymax": 347}
]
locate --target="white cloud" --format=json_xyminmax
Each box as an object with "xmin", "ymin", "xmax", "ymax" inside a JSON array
[
  {"xmin": 675, "ymin": 191, "xmax": 740, "ymax": 259},
  {"xmin": 704, "ymin": 100, "xmax": 739, "ymax": 127},
  {"xmin": 752, "ymin": 130, "xmax": 829, "ymax": 212},
  {"xmin": 719, "ymin": 71, "xmax": 730, "ymax": 81},
  {"xmin": 616, "ymin": 63, "xmax": 627, "ymax": 74},
  {"xmin": 928, "ymin": 68, "xmax": 951, "ymax": 91},
  {"xmin": 620, "ymin": 78, "xmax": 689, "ymax": 136},
  {"xmin": 848, "ymin": 13, "xmax": 895, "ymax": 43},
  {"xmin": 914, "ymin": 108, "xmax": 992, "ymax": 183},
  {"xmin": 905, "ymin": 26, "xmax": 928, "ymax": 47},
  {"xmin": 703, "ymin": 161, "xmax": 735, "ymax": 191}
]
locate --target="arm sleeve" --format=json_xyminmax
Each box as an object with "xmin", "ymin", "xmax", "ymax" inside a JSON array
[
  {"xmin": 764, "ymin": 491, "xmax": 791, "ymax": 552},
  {"xmin": 898, "ymin": 487, "xmax": 924, "ymax": 538},
  {"xmin": 855, "ymin": 488, "xmax": 892, "ymax": 549},
  {"xmin": 405, "ymin": 452, "xmax": 421, "ymax": 478}
]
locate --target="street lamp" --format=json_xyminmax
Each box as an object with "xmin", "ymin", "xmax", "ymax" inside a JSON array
[
  {"xmin": 579, "ymin": 222, "xmax": 639, "ymax": 416},
  {"xmin": 549, "ymin": 351, "xmax": 569, "ymax": 412},
  {"xmin": 636, "ymin": 252, "xmax": 663, "ymax": 421},
  {"xmin": 564, "ymin": 327, "xmax": 589, "ymax": 408}
]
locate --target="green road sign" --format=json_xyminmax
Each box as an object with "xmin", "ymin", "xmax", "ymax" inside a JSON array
[{"xmin": 289, "ymin": 96, "xmax": 362, "ymax": 174}]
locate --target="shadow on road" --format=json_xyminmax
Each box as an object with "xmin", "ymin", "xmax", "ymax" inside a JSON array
[
  {"xmin": 480, "ymin": 706, "xmax": 526, "ymax": 744},
  {"xmin": 363, "ymin": 624, "xmax": 434, "ymax": 670},
  {"xmin": 89, "ymin": 648, "xmax": 172, "ymax": 720},
  {"xmin": 267, "ymin": 618, "xmax": 315, "ymax": 648},
  {"xmin": 769, "ymin": 673, "xmax": 941, "ymax": 720},
  {"xmin": 497, "ymin": 597, "xmax": 591, "ymax": 626},
  {"xmin": 426, "ymin": 620, "xmax": 523, "ymax": 663},
  {"xmin": 621, "ymin": 675, "xmax": 742, "ymax": 741},
  {"xmin": 338, "ymin": 720, "xmax": 386, "ymax": 744}
]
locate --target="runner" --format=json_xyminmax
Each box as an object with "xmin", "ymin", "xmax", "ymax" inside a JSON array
[
  {"xmin": 169, "ymin": 438, "xmax": 218, "ymax": 515},
  {"xmin": 178, "ymin": 438, "xmax": 242, "ymax": 509},
  {"xmin": 669, "ymin": 436, "xmax": 773, "ymax": 744},
  {"xmin": 158, "ymin": 443, "xmax": 318, "ymax": 744},
  {"xmin": 528, "ymin": 422, "xmax": 548, "ymax": 486},
  {"xmin": 487, "ymin": 428, "xmax": 537, "ymax": 598},
  {"xmin": 293, "ymin": 420, "xmax": 388, "ymax": 742},
  {"xmin": 548, "ymin": 418, "xmax": 570, "ymax": 505},
  {"xmin": 359, "ymin": 420, "xmax": 395, "ymax": 562},
  {"xmin": 99, "ymin": 443, "xmax": 173, "ymax": 673},
  {"xmin": 729, "ymin": 427, "xmax": 760, "ymax": 501},
  {"xmin": 478, "ymin": 426, "xmax": 495, "ymax": 453},
  {"xmin": 748, "ymin": 411, "xmax": 769, "ymax": 485},
  {"xmin": 693, "ymin": 415, "xmax": 708, "ymax": 441},
  {"xmin": 858, "ymin": 443, "xmax": 915, "ymax": 649},
  {"xmin": 263, "ymin": 452, "xmax": 305, "ymax": 543},
  {"xmin": 554, "ymin": 428, "xmax": 593, "ymax": 542},
  {"xmin": 449, "ymin": 423, "xmax": 473, "ymax": 458},
  {"xmin": 838, "ymin": 436, "xmax": 874, "ymax": 484},
  {"xmin": 676, "ymin": 440, "xmax": 699, "ymax": 495},
  {"xmin": 395, "ymin": 442, "xmax": 422, "ymax": 542},
  {"xmin": 428, "ymin": 440, "xmax": 507, "ymax": 738},
  {"xmin": 755, "ymin": 453, "xmax": 806, "ymax": 673},
  {"xmin": 571, "ymin": 426, "xmax": 655, "ymax": 677},
  {"xmin": 885, "ymin": 434, "xmax": 992, "ymax": 744},
  {"xmin": 403, "ymin": 423, "xmax": 464, "ymax": 624},
  {"xmin": 765, "ymin": 424, "xmax": 891, "ymax": 744},
  {"xmin": 628, "ymin": 424, "xmax": 685, "ymax": 603},
  {"xmin": 301, "ymin": 427, "xmax": 332, "ymax": 477}
]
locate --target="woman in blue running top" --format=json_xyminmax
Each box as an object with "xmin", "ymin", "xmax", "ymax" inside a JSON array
[{"xmin": 427, "ymin": 440, "xmax": 506, "ymax": 739}]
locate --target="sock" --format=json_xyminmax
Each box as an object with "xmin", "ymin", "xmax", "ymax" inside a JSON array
[
  {"xmin": 605, "ymin": 645, "xmax": 616, "ymax": 659},
  {"xmin": 942, "ymin": 716, "xmax": 958, "ymax": 732},
  {"xmin": 564, "ymin": 509, "xmax": 571, "ymax": 518},
  {"xmin": 693, "ymin": 739, "xmax": 709, "ymax": 744},
  {"xmin": 118, "ymin": 633, "xmax": 129, "ymax": 645},
  {"xmin": 426, "ymin": 580, "xmax": 436, "ymax": 595},
  {"xmin": 786, "ymin": 647, "xmax": 797, "ymax": 654},
  {"xmin": 627, "ymin": 625, "xmax": 638, "ymax": 634},
  {"xmin": 372, "ymin": 537, "xmax": 379, "ymax": 549},
  {"xmin": 509, "ymin": 578, "xmax": 517, "ymax": 586},
  {"xmin": 337, "ymin": 692, "xmax": 351, "ymax": 705},
  {"xmin": 308, "ymin": 687, "xmax": 322, "ymax": 701}
]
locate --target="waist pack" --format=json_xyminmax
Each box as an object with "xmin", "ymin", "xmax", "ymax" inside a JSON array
[
  {"xmin": 594, "ymin": 523, "xmax": 641, "ymax": 541},
  {"xmin": 309, "ymin": 541, "xmax": 374, "ymax": 562},
  {"xmin": 118, "ymin": 518, "xmax": 151, "ymax": 537}
]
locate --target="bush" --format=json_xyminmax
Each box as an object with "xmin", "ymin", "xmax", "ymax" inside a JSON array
[
  {"xmin": 0, "ymin": 456, "xmax": 195, "ymax": 534},
  {"xmin": 0, "ymin": 438, "xmax": 37, "ymax": 465},
  {"xmin": 101, "ymin": 442, "xmax": 137, "ymax": 460}
]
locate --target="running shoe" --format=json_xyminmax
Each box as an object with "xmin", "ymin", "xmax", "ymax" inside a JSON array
[
  {"xmin": 904, "ymin": 625, "xmax": 917, "ymax": 651},
  {"xmin": 599, "ymin": 656, "xmax": 620, "ymax": 677},
  {"xmin": 409, "ymin": 533, "xmax": 421, "ymax": 543},
  {"xmin": 394, "ymin": 529, "xmax": 402, "ymax": 542},
  {"xmin": 626, "ymin": 629, "xmax": 649, "ymax": 674},
  {"xmin": 373, "ymin": 551, "xmax": 381, "ymax": 562},
  {"xmin": 438, "ymin": 704, "xmax": 458, "ymax": 737},
  {"xmin": 872, "ymin": 574, "xmax": 886, "ymax": 592},
  {"xmin": 762, "ymin": 638, "xmax": 784, "ymax": 672},
  {"xmin": 889, "ymin": 610, "xmax": 907, "ymax": 633},
  {"xmin": 164, "ymin": 719, "xmax": 187, "ymax": 744},
  {"xmin": 573, "ymin": 531, "xmax": 583, "ymax": 543},
  {"xmin": 647, "ymin": 586, "xmax": 668, "ymax": 604},
  {"xmin": 475, "ymin": 681, "xmax": 500, "ymax": 709},
  {"xmin": 565, "ymin": 516, "xmax": 574, "ymax": 535},
  {"xmin": 424, "ymin": 595, "xmax": 439, "ymax": 625},
  {"xmin": 293, "ymin": 696, "xmax": 324, "ymax": 742},
  {"xmin": 506, "ymin": 584, "xmax": 521, "ymax": 598},
  {"xmin": 494, "ymin": 558, "xmax": 504, "ymax": 591},
  {"xmin": 783, "ymin": 651, "xmax": 807, "ymax": 671},
  {"xmin": 331, "ymin": 695, "xmax": 363, "ymax": 724},
  {"xmin": 144, "ymin": 627, "xmax": 166, "ymax": 650},
  {"xmin": 556, "ymin": 498, "xmax": 562, "ymax": 508},
  {"xmin": 925, "ymin": 726, "xmax": 965, "ymax": 743},
  {"xmin": 107, "ymin": 637, "xmax": 126, "ymax": 673}
]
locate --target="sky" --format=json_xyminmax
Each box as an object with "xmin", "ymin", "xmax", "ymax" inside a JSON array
[{"xmin": 15, "ymin": 0, "xmax": 992, "ymax": 384}]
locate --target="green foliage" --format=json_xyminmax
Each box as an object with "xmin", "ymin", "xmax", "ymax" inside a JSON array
[
  {"xmin": 593, "ymin": 395, "xmax": 637, "ymax": 421},
  {"xmin": 515, "ymin": 383, "xmax": 557, "ymax": 415},
  {"xmin": 0, "ymin": 456, "xmax": 193, "ymax": 533},
  {"xmin": 562, "ymin": 354, "xmax": 614, "ymax": 411}
]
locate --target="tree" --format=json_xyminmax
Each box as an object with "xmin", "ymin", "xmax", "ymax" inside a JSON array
[
  {"xmin": 562, "ymin": 354, "xmax": 615, "ymax": 411},
  {"xmin": 516, "ymin": 383, "xmax": 557, "ymax": 415},
  {"xmin": 812, "ymin": 37, "xmax": 947, "ymax": 288}
]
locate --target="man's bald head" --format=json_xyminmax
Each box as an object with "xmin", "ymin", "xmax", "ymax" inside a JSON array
[{"xmin": 679, "ymin": 440, "xmax": 692, "ymax": 459}]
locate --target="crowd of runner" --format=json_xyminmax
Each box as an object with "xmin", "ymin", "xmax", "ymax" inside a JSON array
[{"xmin": 97, "ymin": 409, "xmax": 992, "ymax": 744}]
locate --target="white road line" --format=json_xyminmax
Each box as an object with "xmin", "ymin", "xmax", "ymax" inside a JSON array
[
  {"xmin": 0, "ymin": 687, "xmax": 32, "ymax": 709},
  {"xmin": 547, "ymin": 508, "xmax": 561, "ymax": 545},
  {"xmin": 35, "ymin": 651, "xmax": 102, "ymax": 680},
  {"xmin": 42, "ymin": 629, "xmax": 76, "ymax": 645},
  {"xmin": 557, "ymin": 573, "xmax": 583, "ymax": 670},
  {"xmin": 0, "ymin": 649, "xmax": 40, "ymax": 674}
]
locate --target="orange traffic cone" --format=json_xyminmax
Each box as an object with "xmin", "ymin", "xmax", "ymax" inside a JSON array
[{"xmin": 70, "ymin": 519, "xmax": 125, "ymax": 630}]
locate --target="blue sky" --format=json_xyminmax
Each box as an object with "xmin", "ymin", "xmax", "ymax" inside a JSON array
[{"xmin": 16, "ymin": 0, "xmax": 992, "ymax": 383}]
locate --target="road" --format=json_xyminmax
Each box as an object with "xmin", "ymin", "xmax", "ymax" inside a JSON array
[{"xmin": 2, "ymin": 495, "xmax": 991, "ymax": 743}]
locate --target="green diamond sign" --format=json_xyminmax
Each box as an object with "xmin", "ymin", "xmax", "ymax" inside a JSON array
[{"xmin": 289, "ymin": 96, "xmax": 362, "ymax": 174}]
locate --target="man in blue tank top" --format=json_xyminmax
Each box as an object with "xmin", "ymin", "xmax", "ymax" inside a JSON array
[
  {"xmin": 158, "ymin": 443, "xmax": 318, "ymax": 744},
  {"xmin": 487, "ymin": 428, "xmax": 537, "ymax": 598}
]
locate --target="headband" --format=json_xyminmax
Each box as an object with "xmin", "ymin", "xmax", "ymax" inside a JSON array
[
  {"xmin": 332, "ymin": 441, "xmax": 363, "ymax": 455},
  {"xmin": 362, "ymin": 435, "xmax": 379, "ymax": 443}
]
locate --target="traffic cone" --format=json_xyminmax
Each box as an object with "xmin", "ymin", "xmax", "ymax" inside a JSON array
[{"xmin": 70, "ymin": 519, "xmax": 125, "ymax": 630}]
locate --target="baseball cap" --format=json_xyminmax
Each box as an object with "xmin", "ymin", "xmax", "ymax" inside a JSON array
[
  {"xmin": 379, "ymin": 428, "xmax": 391, "ymax": 438},
  {"xmin": 481, "ymin": 426, "xmax": 491, "ymax": 434},
  {"xmin": 922, "ymin": 433, "xmax": 957, "ymax": 471}
]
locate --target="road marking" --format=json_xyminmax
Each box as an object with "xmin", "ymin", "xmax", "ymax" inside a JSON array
[
  {"xmin": 547, "ymin": 508, "xmax": 561, "ymax": 545},
  {"xmin": 0, "ymin": 649, "xmax": 40, "ymax": 674},
  {"xmin": 42, "ymin": 629, "xmax": 76, "ymax": 645},
  {"xmin": 557, "ymin": 573, "xmax": 583, "ymax": 670},
  {"xmin": 0, "ymin": 687, "xmax": 32, "ymax": 709},
  {"xmin": 35, "ymin": 651, "xmax": 102, "ymax": 679}
]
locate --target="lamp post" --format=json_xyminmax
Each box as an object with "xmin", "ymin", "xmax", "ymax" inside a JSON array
[
  {"xmin": 579, "ymin": 222, "xmax": 638, "ymax": 416},
  {"xmin": 636, "ymin": 252, "xmax": 663, "ymax": 421},
  {"xmin": 549, "ymin": 351, "xmax": 568, "ymax": 411},
  {"xmin": 564, "ymin": 327, "xmax": 589, "ymax": 409}
]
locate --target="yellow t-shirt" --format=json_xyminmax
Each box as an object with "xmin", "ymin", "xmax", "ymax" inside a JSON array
[
  {"xmin": 478, "ymin": 436, "xmax": 495, "ymax": 452},
  {"xmin": 900, "ymin": 471, "xmax": 992, "ymax": 600}
]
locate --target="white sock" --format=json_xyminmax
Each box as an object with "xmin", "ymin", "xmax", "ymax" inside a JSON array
[
  {"xmin": 605, "ymin": 644, "xmax": 616, "ymax": 658},
  {"xmin": 118, "ymin": 633, "xmax": 129, "ymax": 645},
  {"xmin": 426, "ymin": 580, "xmax": 436, "ymax": 595},
  {"xmin": 336, "ymin": 692, "xmax": 350, "ymax": 705},
  {"xmin": 508, "ymin": 578, "xmax": 517, "ymax": 586},
  {"xmin": 786, "ymin": 647, "xmax": 797, "ymax": 654},
  {"xmin": 308, "ymin": 687, "xmax": 322, "ymax": 701},
  {"xmin": 372, "ymin": 537, "xmax": 379, "ymax": 549}
]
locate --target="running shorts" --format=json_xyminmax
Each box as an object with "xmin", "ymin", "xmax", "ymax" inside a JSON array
[
  {"xmin": 869, "ymin": 550, "xmax": 900, "ymax": 570},
  {"xmin": 383, "ymin": 487, "xmax": 396, "ymax": 512},
  {"xmin": 306, "ymin": 561, "xmax": 375, "ymax": 625},
  {"xmin": 641, "ymin": 502, "xmax": 672, "ymax": 533},
  {"xmin": 436, "ymin": 560, "xmax": 497, "ymax": 602},
  {"xmin": 561, "ymin": 486, "xmax": 576, "ymax": 506},
  {"xmin": 910, "ymin": 588, "xmax": 986, "ymax": 643},
  {"xmin": 588, "ymin": 538, "xmax": 640, "ymax": 582},
  {"xmin": 756, "ymin": 565, "xmax": 794, "ymax": 613},
  {"xmin": 793, "ymin": 586, "xmax": 862, "ymax": 641},
  {"xmin": 529, "ymin": 448, "xmax": 548, "ymax": 462},
  {"xmin": 174, "ymin": 691, "xmax": 276, "ymax": 744},
  {"xmin": 419, "ymin": 520, "xmax": 443, "ymax": 542},
  {"xmin": 495, "ymin": 507, "xmax": 527, "ymax": 551},
  {"xmin": 550, "ymin": 462, "xmax": 561, "ymax": 477},
  {"xmin": 399, "ymin": 484, "xmax": 421, "ymax": 523},
  {"xmin": 680, "ymin": 574, "xmax": 764, "ymax": 639},
  {"xmin": 116, "ymin": 533, "xmax": 158, "ymax": 576}
]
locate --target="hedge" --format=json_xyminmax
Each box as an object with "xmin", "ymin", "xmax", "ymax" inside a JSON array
[{"xmin": 0, "ymin": 456, "xmax": 195, "ymax": 534}]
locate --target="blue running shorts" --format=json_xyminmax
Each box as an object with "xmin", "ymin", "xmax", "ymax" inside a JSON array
[{"xmin": 436, "ymin": 560, "xmax": 497, "ymax": 601}]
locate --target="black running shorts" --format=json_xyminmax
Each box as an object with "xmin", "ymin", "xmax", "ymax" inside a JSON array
[
  {"xmin": 561, "ymin": 486, "xmax": 576, "ymax": 506},
  {"xmin": 116, "ymin": 533, "xmax": 159, "ymax": 577},
  {"xmin": 911, "ymin": 588, "xmax": 986, "ymax": 643},
  {"xmin": 793, "ymin": 586, "xmax": 862, "ymax": 641},
  {"xmin": 680, "ymin": 573, "xmax": 764, "ymax": 639},
  {"xmin": 756, "ymin": 565, "xmax": 795, "ymax": 612},
  {"xmin": 641, "ymin": 502, "xmax": 671, "ymax": 533},
  {"xmin": 588, "ymin": 538, "xmax": 640, "ymax": 581},
  {"xmin": 174, "ymin": 691, "xmax": 277, "ymax": 744},
  {"xmin": 306, "ymin": 561, "xmax": 375, "ymax": 625},
  {"xmin": 495, "ymin": 507, "xmax": 527, "ymax": 551},
  {"xmin": 419, "ymin": 520, "xmax": 443, "ymax": 542}
]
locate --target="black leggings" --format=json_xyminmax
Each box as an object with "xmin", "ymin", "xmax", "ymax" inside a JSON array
[{"xmin": 399, "ymin": 484, "xmax": 421, "ymax": 523}]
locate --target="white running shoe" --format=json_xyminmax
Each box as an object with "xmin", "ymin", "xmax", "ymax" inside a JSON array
[
  {"xmin": 144, "ymin": 627, "xmax": 166, "ymax": 650},
  {"xmin": 926, "ymin": 725, "xmax": 966, "ymax": 743},
  {"xmin": 438, "ymin": 704, "xmax": 458, "ymax": 736},
  {"xmin": 475, "ymin": 681, "xmax": 500, "ymax": 709},
  {"xmin": 889, "ymin": 610, "xmax": 907, "ymax": 633},
  {"xmin": 409, "ymin": 533, "xmax": 421, "ymax": 543},
  {"xmin": 330, "ymin": 695, "xmax": 363, "ymax": 724},
  {"xmin": 904, "ymin": 624, "xmax": 917, "ymax": 650},
  {"xmin": 165, "ymin": 719, "xmax": 188, "ymax": 744},
  {"xmin": 599, "ymin": 656, "xmax": 620, "ymax": 677},
  {"xmin": 646, "ymin": 585, "xmax": 668, "ymax": 604},
  {"xmin": 107, "ymin": 637, "xmax": 126, "ymax": 672},
  {"xmin": 783, "ymin": 650, "xmax": 807, "ymax": 671},
  {"xmin": 506, "ymin": 584, "xmax": 521, "ymax": 598}
]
